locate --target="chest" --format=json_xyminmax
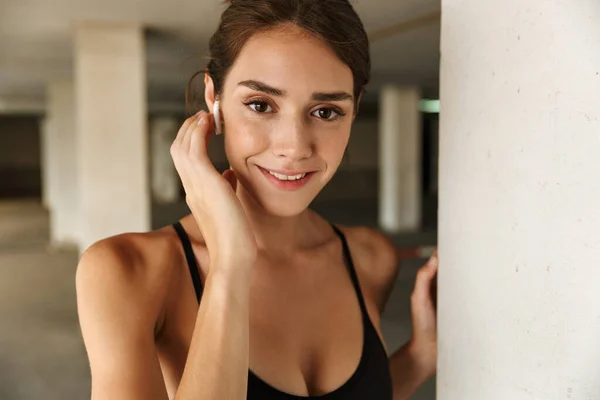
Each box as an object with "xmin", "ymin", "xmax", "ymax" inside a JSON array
[{"xmin": 157, "ymin": 249, "xmax": 385, "ymax": 397}]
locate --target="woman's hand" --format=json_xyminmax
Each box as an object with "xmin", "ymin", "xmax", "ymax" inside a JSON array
[
  {"xmin": 170, "ymin": 111, "xmax": 257, "ymax": 268},
  {"xmin": 389, "ymin": 250, "xmax": 438, "ymax": 399},
  {"xmin": 408, "ymin": 249, "xmax": 438, "ymax": 377}
]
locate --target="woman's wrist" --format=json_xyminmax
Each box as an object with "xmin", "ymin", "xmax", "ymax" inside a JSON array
[
  {"xmin": 405, "ymin": 339, "xmax": 437, "ymax": 380},
  {"xmin": 205, "ymin": 264, "xmax": 253, "ymax": 307},
  {"xmin": 389, "ymin": 341, "xmax": 435, "ymax": 400}
]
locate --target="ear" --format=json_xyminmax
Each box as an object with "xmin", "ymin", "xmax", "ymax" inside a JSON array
[{"xmin": 204, "ymin": 73, "xmax": 217, "ymax": 111}]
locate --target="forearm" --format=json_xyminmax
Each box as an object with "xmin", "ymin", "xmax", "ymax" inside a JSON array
[
  {"xmin": 176, "ymin": 265, "xmax": 252, "ymax": 400},
  {"xmin": 389, "ymin": 341, "xmax": 436, "ymax": 400}
]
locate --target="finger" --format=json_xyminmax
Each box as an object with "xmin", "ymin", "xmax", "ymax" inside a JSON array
[
  {"xmin": 188, "ymin": 112, "xmax": 211, "ymax": 158},
  {"xmin": 204, "ymin": 113, "xmax": 216, "ymax": 150},
  {"xmin": 413, "ymin": 253, "xmax": 438, "ymax": 301},
  {"xmin": 426, "ymin": 246, "xmax": 438, "ymax": 263},
  {"xmin": 174, "ymin": 111, "xmax": 203, "ymax": 147},
  {"xmin": 222, "ymin": 168, "xmax": 238, "ymax": 192},
  {"xmin": 174, "ymin": 112, "xmax": 202, "ymax": 159},
  {"xmin": 425, "ymin": 249, "xmax": 439, "ymax": 272},
  {"xmin": 184, "ymin": 111, "xmax": 208, "ymax": 155},
  {"xmin": 172, "ymin": 113, "xmax": 203, "ymax": 183}
]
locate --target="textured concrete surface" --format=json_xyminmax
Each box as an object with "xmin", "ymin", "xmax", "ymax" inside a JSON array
[{"xmin": 0, "ymin": 200, "xmax": 435, "ymax": 399}]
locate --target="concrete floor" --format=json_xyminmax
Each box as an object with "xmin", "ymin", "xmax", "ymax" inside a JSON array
[
  {"xmin": 0, "ymin": 200, "xmax": 435, "ymax": 399},
  {"xmin": 0, "ymin": 201, "xmax": 89, "ymax": 399}
]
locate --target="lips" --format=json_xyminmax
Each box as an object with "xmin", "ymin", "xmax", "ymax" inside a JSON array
[
  {"xmin": 267, "ymin": 170, "xmax": 307, "ymax": 181},
  {"xmin": 257, "ymin": 166, "xmax": 317, "ymax": 191},
  {"xmin": 263, "ymin": 167, "xmax": 316, "ymax": 176}
]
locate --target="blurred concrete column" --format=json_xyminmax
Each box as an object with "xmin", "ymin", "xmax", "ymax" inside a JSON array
[
  {"xmin": 378, "ymin": 85, "xmax": 422, "ymax": 233},
  {"xmin": 40, "ymin": 116, "xmax": 52, "ymax": 210},
  {"xmin": 43, "ymin": 81, "xmax": 79, "ymax": 247},
  {"xmin": 150, "ymin": 116, "xmax": 180, "ymax": 204},
  {"xmin": 75, "ymin": 23, "xmax": 149, "ymax": 251},
  {"xmin": 438, "ymin": 0, "xmax": 600, "ymax": 398}
]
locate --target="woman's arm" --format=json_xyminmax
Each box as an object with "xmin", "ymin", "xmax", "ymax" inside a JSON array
[
  {"xmin": 389, "ymin": 342, "xmax": 436, "ymax": 400},
  {"xmin": 77, "ymin": 237, "xmax": 253, "ymax": 400},
  {"xmin": 343, "ymin": 227, "xmax": 438, "ymax": 399},
  {"xmin": 175, "ymin": 262, "xmax": 252, "ymax": 400},
  {"xmin": 77, "ymin": 240, "xmax": 170, "ymax": 400},
  {"xmin": 170, "ymin": 111, "xmax": 257, "ymax": 399},
  {"xmin": 389, "ymin": 251, "xmax": 438, "ymax": 400},
  {"xmin": 78, "ymin": 111, "xmax": 257, "ymax": 400}
]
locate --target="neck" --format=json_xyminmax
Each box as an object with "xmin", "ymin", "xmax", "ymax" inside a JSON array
[{"xmin": 237, "ymin": 185, "xmax": 320, "ymax": 257}]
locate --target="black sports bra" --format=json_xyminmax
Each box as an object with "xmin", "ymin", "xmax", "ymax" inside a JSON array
[{"xmin": 173, "ymin": 222, "xmax": 393, "ymax": 399}]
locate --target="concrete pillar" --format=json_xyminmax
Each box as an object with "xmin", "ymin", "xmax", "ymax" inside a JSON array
[
  {"xmin": 44, "ymin": 81, "xmax": 79, "ymax": 246},
  {"xmin": 75, "ymin": 23, "xmax": 149, "ymax": 250},
  {"xmin": 378, "ymin": 86, "xmax": 422, "ymax": 232},
  {"xmin": 150, "ymin": 116, "xmax": 180, "ymax": 204},
  {"xmin": 438, "ymin": 1, "xmax": 600, "ymax": 399},
  {"xmin": 40, "ymin": 117, "xmax": 52, "ymax": 210}
]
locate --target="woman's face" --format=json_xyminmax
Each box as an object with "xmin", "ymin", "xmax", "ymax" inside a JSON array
[{"xmin": 212, "ymin": 25, "xmax": 356, "ymax": 217}]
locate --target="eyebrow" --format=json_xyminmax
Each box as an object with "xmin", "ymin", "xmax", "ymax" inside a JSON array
[{"xmin": 238, "ymin": 79, "xmax": 353, "ymax": 102}]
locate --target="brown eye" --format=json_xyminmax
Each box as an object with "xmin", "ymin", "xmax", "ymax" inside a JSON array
[
  {"xmin": 249, "ymin": 101, "xmax": 272, "ymax": 113},
  {"xmin": 312, "ymin": 107, "xmax": 341, "ymax": 121},
  {"xmin": 319, "ymin": 109, "xmax": 332, "ymax": 119}
]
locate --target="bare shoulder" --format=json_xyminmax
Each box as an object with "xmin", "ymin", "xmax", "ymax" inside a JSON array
[
  {"xmin": 76, "ymin": 228, "xmax": 180, "ymax": 330},
  {"xmin": 77, "ymin": 229, "xmax": 177, "ymax": 291},
  {"xmin": 336, "ymin": 225, "xmax": 399, "ymax": 312},
  {"xmin": 76, "ymin": 230, "xmax": 179, "ymax": 399}
]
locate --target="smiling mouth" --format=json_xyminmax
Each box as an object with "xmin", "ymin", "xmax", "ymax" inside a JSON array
[
  {"xmin": 266, "ymin": 170, "xmax": 307, "ymax": 181},
  {"xmin": 257, "ymin": 166, "xmax": 317, "ymax": 190}
]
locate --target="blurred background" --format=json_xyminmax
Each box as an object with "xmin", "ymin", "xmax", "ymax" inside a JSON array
[{"xmin": 0, "ymin": 0, "xmax": 440, "ymax": 398}]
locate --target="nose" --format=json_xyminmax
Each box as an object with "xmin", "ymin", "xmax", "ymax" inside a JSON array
[{"xmin": 271, "ymin": 120, "xmax": 313, "ymax": 161}]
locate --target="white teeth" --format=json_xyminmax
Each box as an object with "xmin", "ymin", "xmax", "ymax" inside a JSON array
[{"xmin": 268, "ymin": 171, "xmax": 307, "ymax": 181}]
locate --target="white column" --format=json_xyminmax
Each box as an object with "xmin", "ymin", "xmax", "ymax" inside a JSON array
[
  {"xmin": 45, "ymin": 81, "xmax": 79, "ymax": 246},
  {"xmin": 378, "ymin": 86, "xmax": 422, "ymax": 233},
  {"xmin": 150, "ymin": 116, "xmax": 180, "ymax": 204},
  {"xmin": 438, "ymin": 1, "xmax": 600, "ymax": 399},
  {"xmin": 40, "ymin": 117, "xmax": 53, "ymax": 210},
  {"xmin": 75, "ymin": 23, "xmax": 149, "ymax": 250}
]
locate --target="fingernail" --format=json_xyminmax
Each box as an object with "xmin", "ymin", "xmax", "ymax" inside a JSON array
[
  {"xmin": 197, "ymin": 115, "xmax": 206, "ymax": 126},
  {"xmin": 427, "ymin": 255, "xmax": 438, "ymax": 267}
]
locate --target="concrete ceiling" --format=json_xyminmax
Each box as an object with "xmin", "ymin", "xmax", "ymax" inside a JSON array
[{"xmin": 0, "ymin": 0, "xmax": 440, "ymax": 113}]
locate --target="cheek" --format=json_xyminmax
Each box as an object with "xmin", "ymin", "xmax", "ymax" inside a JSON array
[
  {"xmin": 223, "ymin": 116, "xmax": 269, "ymax": 159},
  {"xmin": 317, "ymin": 128, "xmax": 351, "ymax": 167}
]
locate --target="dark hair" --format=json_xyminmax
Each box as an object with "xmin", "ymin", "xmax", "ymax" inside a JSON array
[{"xmin": 187, "ymin": 0, "xmax": 370, "ymax": 112}]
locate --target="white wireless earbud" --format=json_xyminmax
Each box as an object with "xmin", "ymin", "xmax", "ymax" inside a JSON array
[{"xmin": 213, "ymin": 99, "xmax": 222, "ymax": 135}]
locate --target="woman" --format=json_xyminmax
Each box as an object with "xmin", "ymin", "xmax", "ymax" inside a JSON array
[{"xmin": 76, "ymin": 0, "xmax": 439, "ymax": 399}]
